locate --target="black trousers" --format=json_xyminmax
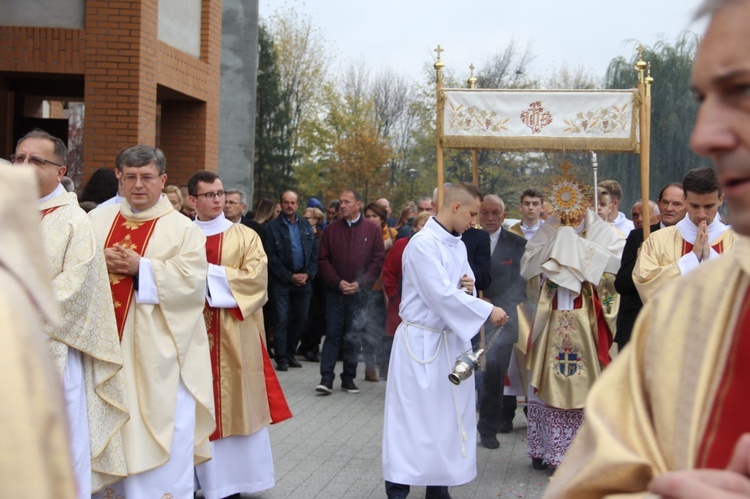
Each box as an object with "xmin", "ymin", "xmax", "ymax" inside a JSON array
[
  {"xmin": 385, "ymin": 481, "xmax": 451, "ymax": 499},
  {"xmin": 477, "ymin": 341, "xmax": 514, "ymax": 435}
]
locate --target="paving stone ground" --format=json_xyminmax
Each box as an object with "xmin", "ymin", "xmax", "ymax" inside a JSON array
[{"xmin": 220, "ymin": 358, "xmax": 554, "ymax": 499}]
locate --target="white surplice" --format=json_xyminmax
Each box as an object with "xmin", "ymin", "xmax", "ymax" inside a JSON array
[
  {"xmin": 193, "ymin": 214, "xmax": 275, "ymax": 498},
  {"xmin": 383, "ymin": 217, "xmax": 493, "ymax": 487}
]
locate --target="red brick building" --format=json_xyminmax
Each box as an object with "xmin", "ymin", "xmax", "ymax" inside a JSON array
[{"xmin": 0, "ymin": 0, "xmax": 223, "ymax": 186}]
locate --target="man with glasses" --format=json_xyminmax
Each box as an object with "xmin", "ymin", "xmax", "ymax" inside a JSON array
[
  {"xmin": 12, "ymin": 129, "xmax": 129, "ymax": 496},
  {"xmin": 188, "ymin": 171, "xmax": 291, "ymax": 498},
  {"xmin": 89, "ymin": 145, "xmax": 215, "ymax": 497},
  {"xmin": 265, "ymin": 190, "xmax": 318, "ymax": 371}
]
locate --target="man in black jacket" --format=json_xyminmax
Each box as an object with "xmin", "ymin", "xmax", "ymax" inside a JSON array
[
  {"xmin": 475, "ymin": 195, "xmax": 527, "ymax": 449},
  {"xmin": 265, "ymin": 190, "xmax": 318, "ymax": 371},
  {"xmin": 614, "ymin": 183, "xmax": 685, "ymax": 349}
]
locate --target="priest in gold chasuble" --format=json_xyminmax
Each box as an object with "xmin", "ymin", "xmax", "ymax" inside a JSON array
[
  {"xmin": 0, "ymin": 165, "xmax": 77, "ymax": 499},
  {"xmin": 189, "ymin": 171, "xmax": 291, "ymax": 499},
  {"xmin": 634, "ymin": 167, "xmax": 735, "ymax": 304},
  {"xmin": 89, "ymin": 146, "xmax": 215, "ymax": 499},
  {"xmin": 521, "ymin": 169, "xmax": 624, "ymax": 470},
  {"xmin": 15, "ymin": 130, "xmax": 129, "ymax": 495}
]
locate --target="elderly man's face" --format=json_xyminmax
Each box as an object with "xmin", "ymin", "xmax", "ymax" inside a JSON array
[{"xmin": 690, "ymin": 0, "xmax": 750, "ymax": 235}]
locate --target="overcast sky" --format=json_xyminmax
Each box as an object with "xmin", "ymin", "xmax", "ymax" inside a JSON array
[{"xmin": 259, "ymin": 0, "xmax": 708, "ymax": 85}]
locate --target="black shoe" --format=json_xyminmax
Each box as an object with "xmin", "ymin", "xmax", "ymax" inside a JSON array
[
  {"xmin": 315, "ymin": 379, "xmax": 333, "ymax": 394},
  {"xmin": 275, "ymin": 362, "xmax": 288, "ymax": 372},
  {"xmin": 341, "ymin": 379, "xmax": 360, "ymax": 394},
  {"xmin": 532, "ymin": 458, "xmax": 549, "ymax": 470},
  {"xmin": 498, "ymin": 420, "xmax": 513, "ymax": 434},
  {"xmin": 288, "ymin": 358, "xmax": 302, "ymax": 368},
  {"xmin": 479, "ymin": 432, "xmax": 500, "ymax": 449},
  {"xmin": 304, "ymin": 350, "xmax": 320, "ymax": 362}
]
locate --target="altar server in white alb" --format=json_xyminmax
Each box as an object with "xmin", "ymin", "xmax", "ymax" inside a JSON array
[
  {"xmin": 383, "ymin": 182, "xmax": 509, "ymax": 499},
  {"xmin": 189, "ymin": 171, "xmax": 292, "ymax": 499},
  {"xmin": 13, "ymin": 129, "xmax": 129, "ymax": 497}
]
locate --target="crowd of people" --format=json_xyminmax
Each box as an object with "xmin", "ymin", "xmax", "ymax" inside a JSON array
[{"xmin": 4, "ymin": 0, "xmax": 750, "ymax": 497}]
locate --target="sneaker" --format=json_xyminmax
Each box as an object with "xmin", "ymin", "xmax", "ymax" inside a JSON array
[
  {"xmin": 315, "ymin": 379, "xmax": 333, "ymax": 395},
  {"xmin": 341, "ymin": 379, "xmax": 360, "ymax": 394}
]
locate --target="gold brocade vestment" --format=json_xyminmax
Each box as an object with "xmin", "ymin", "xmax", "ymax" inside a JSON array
[
  {"xmin": 204, "ymin": 224, "xmax": 291, "ymax": 439},
  {"xmin": 39, "ymin": 190, "xmax": 129, "ymax": 491},
  {"xmin": 545, "ymin": 235, "xmax": 750, "ymax": 498},
  {"xmin": 634, "ymin": 224, "xmax": 735, "ymax": 303}
]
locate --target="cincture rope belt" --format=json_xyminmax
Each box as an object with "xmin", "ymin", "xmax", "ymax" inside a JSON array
[{"xmin": 402, "ymin": 322, "xmax": 469, "ymax": 459}]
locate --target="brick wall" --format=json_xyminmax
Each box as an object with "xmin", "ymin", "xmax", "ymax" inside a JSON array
[{"xmin": 0, "ymin": 0, "xmax": 223, "ymax": 186}]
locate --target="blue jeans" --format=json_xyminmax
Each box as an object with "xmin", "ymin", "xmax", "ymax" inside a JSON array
[
  {"xmin": 270, "ymin": 279, "xmax": 312, "ymax": 364},
  {"xmin": 320, "ymin": 291, "xmax": 365, "ymax": 383}
]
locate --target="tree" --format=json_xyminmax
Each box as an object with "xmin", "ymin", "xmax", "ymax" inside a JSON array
[
  {"xmin": 265, "ymin": 7, "xmax": 331, "ymax": 196},
  {"xmin": 600, "ymin": 34, "xmax": 711, "ymax": 211},
  {"xmin": 254, "ymin": 24, "xmax": 292, "ymax": 200}
]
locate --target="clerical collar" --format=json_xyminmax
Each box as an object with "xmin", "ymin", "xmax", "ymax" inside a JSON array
[
  {"xmin": 38, "ymin": 183, "xmax": 66, "ymax": 206},
  {"xmin": 521, "ymin": 220, "xmax": 541, "ymax": 230},
  {"xmin": 130, "ymin": 194, "xmax": 165, "ymax": 214},
  {"xmin": 194, "ymin": 212, "xmax": 234, "ymax": 236},
  {"xmin": 345, "ymin": 214, "xmax": 361, "ymax": 227},
  {"xmin": 432, "ymin": 216, "xmax": 459, "ymax": 237}
]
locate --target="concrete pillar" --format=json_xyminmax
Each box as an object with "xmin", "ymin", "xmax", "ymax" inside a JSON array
[{"xmin": 217, "ymin": 0, "xmax": 259, "ymax": 207}]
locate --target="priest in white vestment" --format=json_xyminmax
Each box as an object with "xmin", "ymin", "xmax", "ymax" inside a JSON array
[
  {"xmin": 634, "ymin": 167, "xmax": 735, "ymax": 304},
  {"xmin": 383, "ymin": 183, "xmax": 509, "ymax": 499},
  {"xmin": 13, "ymin": 130, "xmax": 129, "ymax": 496},
  {"xmin": 0, "ymin": 165, "xmax": 78, "ymax": 499},
  {"xmin": 89, "ymin": 146, "xmax": 215, "ymax": 498},
  {"xmin": 189, "ymin": 171, "xmax": 292, "ymax": 498}
]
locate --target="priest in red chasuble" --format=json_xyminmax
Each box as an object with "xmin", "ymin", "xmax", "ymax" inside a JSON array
[
  {"xmin": 188, "ymin": 171, "xmax": 291, "ymax": 499},
  {"xmin": 90, "ymin": 146, "xmax": 215, "ymax": 498},
  {"xmin": 545, "ymin": 0, "xmax": 750, "ymax": 496}
]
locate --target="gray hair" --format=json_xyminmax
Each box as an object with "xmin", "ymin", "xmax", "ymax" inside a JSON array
[
  {"xmin": 17, "ymin": 128, "xmax": 69, "ymax": 166},
  {"xmin": 116, "ymin": 145, "xmax": 167, "ymax": 174},
  {"xmin": 484, "ymin": 194, "xmax": 505, "ymax": 213},
  {"xmin": 695, "ymin": 0, "xmax": 743, "ymax": 18},
  {"xmin": 225, "ymin": 188, "xmax": 247, "ymax": 205},
  {"xmin": 61, "ymin": 176, "xmax": 75, "ymax": 192}
]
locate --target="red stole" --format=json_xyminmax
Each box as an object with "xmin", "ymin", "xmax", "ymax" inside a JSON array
[
  {"xmin": 104, "ymin": 212, "xmax": 158, "ymax": 340},
  {"xmin": 204, "ymin": 233, "xmax": 291, "ymax": 441},
  {"xmin": 697, "ymin": 285, "xmax": 750, "ymax": 468}
]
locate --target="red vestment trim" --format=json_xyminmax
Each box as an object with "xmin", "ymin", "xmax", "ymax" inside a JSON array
[
  {"xmin": 204, "ymin": 233, "xmax": 225, "ymax": 441},
  {"xmin": 697, "ymin": 285, "xmax": 750, "ymax": 469},
  {"xmin": 260, "ymin": 335, "xmax": 293, "ymax": 424},
  {"xmin": 104, "ymin": 212, "xmax": 158, "ymax": 340},
  {"xmin": 681, "ymin": 240, "xmax": 725, "ymax": 256},
  {"xmin": 40, "ymin": 206, "xmax": 60, "ymax": 219}
]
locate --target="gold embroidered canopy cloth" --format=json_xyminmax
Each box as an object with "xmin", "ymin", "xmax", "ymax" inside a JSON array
[{"xmin": 438, "ymin": 89, "xmax": 640, "ymax": 152}]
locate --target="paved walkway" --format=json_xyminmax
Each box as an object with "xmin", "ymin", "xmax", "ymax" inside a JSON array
[{"xmin": 239, "ymin": 359, "xmax": 554, "ymax": 499}]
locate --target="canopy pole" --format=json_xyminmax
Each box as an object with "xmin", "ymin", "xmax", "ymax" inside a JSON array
[
  {"xmin": 636, "ymin": 46, "xmax": 652, "ymax": 240},
  {"xmin": 435, "ymin": 45, "xmax": 445, "ymax": 210}
]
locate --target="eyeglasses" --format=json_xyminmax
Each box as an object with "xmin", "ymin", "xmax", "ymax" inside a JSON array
[
  {"xmin": 122, "ymin": 174, "xmax": 162, "ymax": 185},
  {"xmin": 196, "ymin": 190, "xmax": 225, "ymax": 200},
  {"xmin": 10, "ymin": 153, "xmax": 64, "ymax": 167}
]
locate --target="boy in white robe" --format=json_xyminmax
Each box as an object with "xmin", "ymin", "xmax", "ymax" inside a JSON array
[{"xmin": 382, "ymin": 182, "xmax": 509, "ymax": 499}]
